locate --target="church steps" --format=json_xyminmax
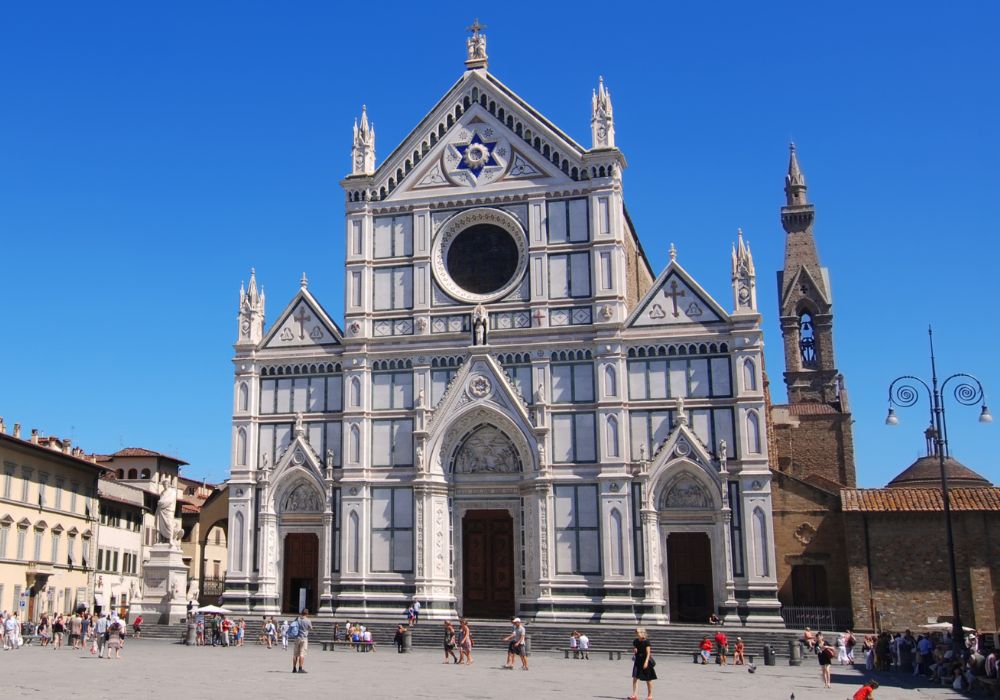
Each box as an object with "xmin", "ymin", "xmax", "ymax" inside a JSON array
[{"xmin": 136, "ymin": 619, "xmax": 800, "ymax": 657}]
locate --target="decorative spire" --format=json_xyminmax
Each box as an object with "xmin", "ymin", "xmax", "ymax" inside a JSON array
[
  {"xmin": 300, "ymin": 271, "xmax": 309, "ymax": 289},
  {"xmin": 591, "ymin": 75, "xmax": 615, "ymax": 149},
  {"xmin": 351, "ymin": 105, "xmax": 376, "ymax": 176},
  {"xmin": 784, "ymin": 141, "xmax": 808, "ymax": 206},
  {"xmin": 236, "ymin": 267, "xmax": 265, "ymax": 346},
  {"xmin": 465, "ymin": 18, "xmax": 488, "ymax": 70},
  {"xmin": 669, "ymin": 242, "xmax": 677, "ymax": 261},
  {"xmin": 731, "ymin": 228, "xmax": 757, "ymax": 313}
]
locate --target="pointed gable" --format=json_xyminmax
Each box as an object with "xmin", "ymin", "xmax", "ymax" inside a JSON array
[
  {"xmin": 262, "ymin": 288, "xmax": 342, "ymax": 350},
  {"xmin": 627, "ymin": 259, "xmax": 729, "ymax": 328},
  {"xmin": 369, "ymin": 70, "xmax": 590, "ymax": 201}
]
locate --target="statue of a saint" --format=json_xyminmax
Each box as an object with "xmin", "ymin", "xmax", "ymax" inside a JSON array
[
  {"xmin": 154, "ymin": 474, "xmax": 179, "ymax": 546},
  {"xmin": 187, "ymin": 577, "xmax": 200, "ymax": 602},
  {"xmin": 718, "ymin": 440, "xmax": 728, "ymax": 472},
  {"xmin": 261, "ymin": 452, "xmax": 270, "ymax": 469},
  {"xmin": 473, "ymin": 304, "xmax": 488, "ymax": 345},
  {"xmin": 535, "ymin": 382, "xmax": 545, "ymax": 403},
  {"xmin": 415, "ymin": 443, "xmax": 424, "ymax": 469},
  {"xmin": 326, "ymin": 448, "xmax": 335, "ymax": 471},
  {"xmin": 415, "ymin": 389, "xmax": 425, "ymax": 408}
]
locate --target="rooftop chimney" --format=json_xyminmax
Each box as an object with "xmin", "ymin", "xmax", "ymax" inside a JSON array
[
  {"xmin": 13, "ymin": 423, "xmax": 21, "ymax": 439},
  {"xmin": 30, "ymin": 428, "xmax": 39, "ymax": 444}
]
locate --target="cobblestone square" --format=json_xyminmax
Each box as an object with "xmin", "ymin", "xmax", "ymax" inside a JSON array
[{"xmin": 5, "ymin": 639, "xmax": 965, "ymax": 700}]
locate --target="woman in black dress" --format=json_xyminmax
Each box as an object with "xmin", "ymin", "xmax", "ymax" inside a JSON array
[
  {"xmin": 817, "ymin": 637, "xmax": 836, "ymax": 689},
  {"xmin": 630, "ymin": 627, "xmax": 656, "ymax": 700}
]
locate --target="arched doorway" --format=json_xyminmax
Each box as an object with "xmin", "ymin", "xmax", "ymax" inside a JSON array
[{"xmin": 283, "ymin": 533, "xmax": 318, "ymax": 614}]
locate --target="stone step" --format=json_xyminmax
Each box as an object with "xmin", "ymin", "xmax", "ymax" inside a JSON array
[{"xmin": 139, "ymin": 618, "xmax": 800, "ymax": 657}]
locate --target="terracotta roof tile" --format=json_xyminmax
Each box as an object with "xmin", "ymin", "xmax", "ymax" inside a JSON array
[
  {"xmin": 110, "ymin": 447, "xmax": 189, "ymax": 465},
  {"xmin": 841, "ymin": 487, "xmax": 1000, "ymax": 512}
]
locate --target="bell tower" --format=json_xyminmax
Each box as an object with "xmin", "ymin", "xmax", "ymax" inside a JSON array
[{"xmin": 777, "ymin": 143, "xmax": 840, "ymax": 405}]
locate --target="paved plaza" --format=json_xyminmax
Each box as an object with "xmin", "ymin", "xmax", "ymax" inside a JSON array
[{"xmin": 5, "ymin": 638, "xmax": 965, "ymax": 700}]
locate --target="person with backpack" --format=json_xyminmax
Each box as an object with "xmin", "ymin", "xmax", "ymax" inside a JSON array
[{"xmin": 288, "ymin": 609, "xmax": 313, "ymax": 673}]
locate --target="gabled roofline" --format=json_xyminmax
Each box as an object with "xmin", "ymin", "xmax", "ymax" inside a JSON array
[
  {"xmin": 259, "ymin": 286, "xmax": 344, "ymax": 350},
  {"xmin": 0, "ymin": 432, "xmax": 113, "ymax": 474},
  {"xmin": 625, "ymin": 258, "xmax": 732, "ymax": 328}
]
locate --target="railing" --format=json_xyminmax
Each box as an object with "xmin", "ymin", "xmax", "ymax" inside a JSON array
[
  {"xmin": 202, "ymin": 578, "xmax": 225, "ymax": 598},
  {"xmin": 780, "ymin": 606, "xmax": 852, "ymax": 631}
]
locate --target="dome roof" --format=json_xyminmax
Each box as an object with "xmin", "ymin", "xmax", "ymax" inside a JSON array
[{"xmin": 887, "ymin": 455, "xmax": 992, "ymax": 489}]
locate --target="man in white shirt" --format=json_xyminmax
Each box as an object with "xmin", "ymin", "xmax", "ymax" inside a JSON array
[
  {"xmin": 93, "ymin": 613, "xmax": 110, "ymax": 658},
  {"xmin": 578, "ymin": 632, "xmax": 590, "ymax": 660},
  {"xmin": 3, "ymin": 612, "xmax": 20, "ymax": 650}
]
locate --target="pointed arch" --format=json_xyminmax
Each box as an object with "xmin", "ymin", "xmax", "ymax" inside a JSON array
[
  {"xmin": 236, "ymin": 428, "xmax": 248, "ymax": 466},
  {"xmin": 742, "ymin": 358, "xmax": 757, "ymax": 391},
  {"xmin": 752, "ymin": 506, "xmax": 770, "ymax": 577},
  {"xmin": 604, "ymin": 364, "xmax": 617, "ymax": 397},
  {"xmin": 349, "ymin": 424, "xmax": 361, "ymax": 463},
  {"xmin": 238, "ymin": 382, "xmax": 249, "ymax": 411},
  {"xmin": 347, "ymin": 510, "xmax": 360, "ymax": 573},
  {"xmin": 746, "ymin": 410, "xmax": 761, "ymax": 454},
  {"xmin": 233, "ymin": 510, "xmax": 245, "ymax": 572},
  {"xmin": 350, "ymin": 377, "xmax": 361, "ymax": 407},
  {"xmin": 609, "ymin": 508, "xmax": 624, "ymax": 576},
  {"xmin": 606, "ymin": 415, "xmax": 620, "ymax": 458}
]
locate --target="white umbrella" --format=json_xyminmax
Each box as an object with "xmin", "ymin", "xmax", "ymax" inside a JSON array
[
  {"xmin": 920, "ymin": 622, "xmax": 975, "ymax": 632},
  {"xmin": 195, "ymin": 605, "xmax": 233, "ymax": 615}
]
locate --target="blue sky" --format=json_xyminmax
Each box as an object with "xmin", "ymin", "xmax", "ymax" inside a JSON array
[{"xmin": 1, "ymin": 1, "xmax": 996, "ymax": 486}]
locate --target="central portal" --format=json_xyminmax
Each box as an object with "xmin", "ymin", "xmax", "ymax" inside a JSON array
[
  {"xmin": 283, "ymin": 532, "xmax": 318, "ymax": 614},
  {"xmin": 462, "ymin": 510, "xmax": 515, "ymax": 618},
  {"xmin": 667, "ymin": 532, "xmax": 714, "ymax": 622}
]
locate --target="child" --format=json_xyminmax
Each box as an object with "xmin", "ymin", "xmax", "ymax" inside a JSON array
[
  {"xmin": 569, "ymin": 631, "xmax": 579, "ymax": 658},
  {"xmin": 734, "ymin": 637, "xmax": 746, "ymax": 665},
  {"xmin": 578, "ymin": 632, "xmax": 590, "ymax": 660},
  {"xmin": 852, "ymin": 679, "xmax": 879, "ymax": 700}
]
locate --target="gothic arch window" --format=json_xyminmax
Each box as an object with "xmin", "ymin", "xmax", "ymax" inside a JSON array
[
  {"xmin": 350, "ymin": 424, "xmax": 361, "ymax": 463},
  {"xmin": 746, "ymin": 411, "xmax": 762, "ymax": 454},
  {"xmin": 238, "ymin": 382, "xmax": 249, "ymax": 411},
  {"xmin": 350, "ymin": 377, "xmax": 361, "ymax": 407},
  {"xmin": 233, "ymin": 511, "xmax": 245, "ymax": 572},
  {"xmin": 753, "ymin": 506, "xmax": 770, "ymax": 577},
  {"xmin": 609, "ymin": 508, "xmax": 625, "ymax": 576},
  {"xmin": 606, "ymin": 415, "xmax": 620, "ymax": 458},
  {"xmin": 237, "ymin": 428, "xmax": 247, "ymax": 466},
  {"xmin": 348, "ymin": 511, "xmax": 360, "ymax": 573},
  {"xmin": 799, "ymin": 312, "xmax": 818, "ymax": 368},
  {"xmin": 604, "ymin": 364, "xmax": 617, "ymax": 397},
  {"xmin": 743, "ymin": 359, "xmax": 757, "ymax": 391}
]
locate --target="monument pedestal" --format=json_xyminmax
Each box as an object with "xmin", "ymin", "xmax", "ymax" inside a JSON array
[{"xmin": 134, "ymin": 544, "xmax": 188, "ymax": 624}]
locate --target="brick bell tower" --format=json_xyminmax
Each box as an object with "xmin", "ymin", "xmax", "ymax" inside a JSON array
[{"xmin": 774, "ymin": 143, "xmax": 856, "ymax": 486}]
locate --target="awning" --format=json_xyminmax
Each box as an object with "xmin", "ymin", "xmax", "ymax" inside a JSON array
[{"xmin": 94, "ymin": 593, "xmax": 106, "ymax": 607}]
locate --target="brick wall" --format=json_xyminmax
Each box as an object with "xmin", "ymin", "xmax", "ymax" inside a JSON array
[
  {"xmin": 845, "ymin": 510, "xmax": 1000, "ymax": 632},
  {"xmin": 771, "ymin": 412, "xmax": 855, "ymax": 487}
]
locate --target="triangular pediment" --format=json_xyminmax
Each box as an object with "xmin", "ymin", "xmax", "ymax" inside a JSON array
[
  {"xmin": 647, "ymin": 418, "xmax": 724, "ymax": 508},
  {"xmin": 627, "ymin": 260, "xmax": 729, "ymax": 328},
  {"xmin": 780, "ymin": 264, "xmax": 830, "ymax": 312},
  {"xmin": 261, "ymin": 288, "xmax": 342, "ymax": 350},
  {"xmin": 270, "ymin": 429, "xmax": 326, "ymax": 491},
  {"xmin": 426, "ymin": 352, "xmax": 533, "ymax": 434},
  {"xmin": 371, "ymin": 70, "xmax": 590, "ymax": 200}
]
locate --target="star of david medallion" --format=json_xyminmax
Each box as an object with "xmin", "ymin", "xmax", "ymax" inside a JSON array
[
  {"xmin": 444, "ymin": 124, "xmax": 509, "ymax": 187},
  {"xmin": 468, "ymin": 375, "xmax": 492, "ymax": 398}
]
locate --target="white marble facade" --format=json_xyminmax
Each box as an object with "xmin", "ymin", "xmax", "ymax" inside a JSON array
[{"xmin": 223, "ymin": 33, "xmax": 781, "ymax": 625}]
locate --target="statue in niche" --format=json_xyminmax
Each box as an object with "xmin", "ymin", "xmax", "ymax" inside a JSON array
[
  {"xmin": 536, "ymin": 442, "xmax": 545, "ymax": 470},
  {"xmin": 416, "ymin": 389, "xmax": 425, "ymax": 408},
  {"xmin": 661, "ymin": 478, "xmax": 710, "ymax": 509},
  {"xmin": 718, "ymin": 440, "xmax": 727, "ymax": 472},
  {"xmin": 415, "ymin": 443, "xmax": 424, "ymax": 469},
  {"xmin": 261, "ymin": 452, "xmax": 270, "ymax": 470},
  {"xmin": 453, "ymin": 425, "xmax": 521, "ymax": 474},
  {"xmin": 535, "ymin": 382, "xmax": 545, "ymax": 404},
  {"xmin": 325, "ymin": 449, "xmax": 335, "ymax": 471},
  {"xmin": 283, "ymin": 483, "xmax": 322, "ymax": 512},
  {"xmin": 473, "ymin": 304, "xmax": 488, "ymax": 345}
]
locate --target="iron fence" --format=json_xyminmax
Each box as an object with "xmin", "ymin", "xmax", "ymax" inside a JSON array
[{"xmin": 780, "ymin": 606, "xmax": 852, "ymax": 631}]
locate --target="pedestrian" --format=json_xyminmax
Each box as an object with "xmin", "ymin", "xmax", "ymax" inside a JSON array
[
  {"xmin": 394, "ymin": 624, "xmax": 406, "ymax": 653},
  {"xmin": 458, "ymin": 619, "xmax": 473, "ymax": 665},
  {"xmin": 132, "ymin": 614, "xmax": 143, "ymax": 638},
  {"xmin": 714, "ymin": 629, "xmax": 729, "ymax": 666},
  {"xmin": 734, "ymin": 637, "xmax": 746, "ymax": 665},
  {"xmin": 629, "ymin": 627, "xmax": 656, "ymax": 700},
  {"xmin": 264, "ymin": 618, "xmax": 276, "ymax": 649},
  {"xmin": 280, "ymin": 619, "xmax": 289, "ymax": 650},
  {"xmin": 698, "ymin": 636, "xmax": 712, "ymax": 664},
  {"xmin": 502, "ymin": 618, "xmax": 528, "ymax": 670},
  {"xmin": 107, "ymin": 616, "xmax": 124, "ymax": 659},
  {"xmin": 94, "ymin": 613, "xmax": 109, "ymax": 658},
  {"xmin": 443, "ymin": 621, "xmax": 459, "ymax": 663},
  {"xmin": 3, "ymin": 612, "xmax": 20, "ymax": 650},
  {"xmin": 570, "ymin": 631, "xmax": 579, "ymax": 658},
  {"xmin": 818, "ymin": 637, "xmax": 837, "ymax": 689},
  {"xmin": 852, "ymin": 679, "xmax": 879, "ymax": 700},
  {"xmin": 578, "ymin": 631, "xmax": 590, "ymax": 660},
  {"xmin": 68, "ymin": 611, "xmax": 82, "ymax": 649},
  {"xmin": 411, "ymin": 598, "xmax": 422, "ymax": 625},
  {"xmin": 52, "ymin": 614, "xmax": 64, "ymax": 649},
  {"xmin": 37, "ymin": 614, "xmax": 50, "ymax": 647},
  {"xmin": 289, "ymin": 608, "xmax": 312, "ymax": 674},
  {"xmin": 196, "ymin": 614, "xmax": 205, "ymax": 646}
]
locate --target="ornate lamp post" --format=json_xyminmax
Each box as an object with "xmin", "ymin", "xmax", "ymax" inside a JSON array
[{"xmin": 885, "ymin": 327, "xmax": 992, "ymax": 655}]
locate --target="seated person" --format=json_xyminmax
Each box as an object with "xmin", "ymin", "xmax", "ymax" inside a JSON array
[
  {"xmin": 699, "ymin": 636, "xmax": 713, "ymax": 664},
  {"xmin": 802, "ymin": 627, "xmax": 817, "ymax": 651},
  {"xmin": 708, "ymin": 613, "xmax": 721, "ymax": 626}
]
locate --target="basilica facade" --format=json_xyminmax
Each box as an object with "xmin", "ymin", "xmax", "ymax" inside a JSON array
[{"xmin": 223, "ymin": 29, "xmax": 782, "ymax": 625}]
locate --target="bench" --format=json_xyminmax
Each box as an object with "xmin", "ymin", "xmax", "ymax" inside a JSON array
[
  {"xmin": 691, "ymin": 651, "xmax": 755, "ymax": 665},
  {"xmin": 562, "ymin": 648, "xmax": 622, "ymax": 660},
  {"xmin": 320, "ymin": 640, "xmax": 355, "ymax": 651}
]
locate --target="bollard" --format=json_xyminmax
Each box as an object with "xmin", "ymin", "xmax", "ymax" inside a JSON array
[
  {"xmin": 525, "ymin": 633, "xmax": 531, "ymax": 657},
  {"xmin": 763, "ymin": 643, "xmax": 776, "ymax": 666},
  {"xmin": 402, "ymin": 628, "xmax": 412, "ymax": 653},
  {"xmin": 788, "ymin": 639, "xmax": 802, "ymax": 666}
]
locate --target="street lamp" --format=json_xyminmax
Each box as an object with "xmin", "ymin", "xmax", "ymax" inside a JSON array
[{"xmin": 885, "ymin": 326, "xmax": 991, "ymax": 656}]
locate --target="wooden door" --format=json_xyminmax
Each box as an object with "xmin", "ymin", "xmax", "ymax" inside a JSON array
[
  {"xmin": 283, "ymin": 533, "xmax": 319, "ymax": 614},
  {"xmin": 462, "ymin": 510, "xmax": 515, "ymax": 618},
  {"xmin": 667, "ymin": 532, "xmax": 714, "ymax": 622}
]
